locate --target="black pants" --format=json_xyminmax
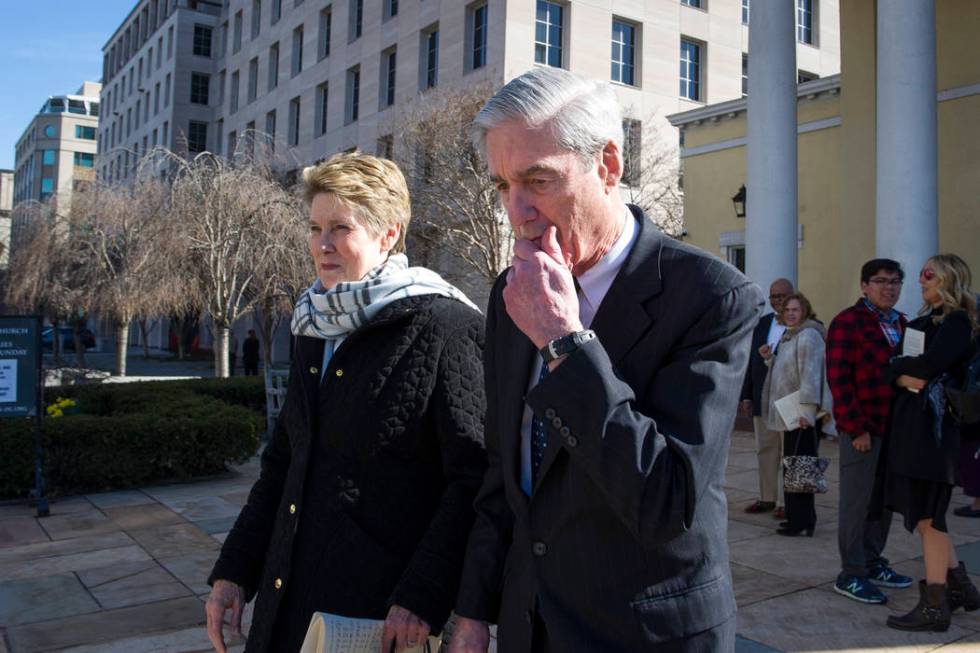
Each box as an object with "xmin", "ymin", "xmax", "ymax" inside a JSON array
[
  {"xmin": 784, "ymin": 426, "xmax": 819, "ymax": 530},
  {"xmin": 243, "ymin": 360, "xmax": 259, "ymax": 376}
]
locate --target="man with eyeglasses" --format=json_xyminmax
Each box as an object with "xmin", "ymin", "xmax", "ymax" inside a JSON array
[
  {"xmin": 827, "ymin": 258, "xmax": 914, "ymax": 604},
  {"xmin": 740, "ymin": 278, "xmax": 794, "ymax": 517}
]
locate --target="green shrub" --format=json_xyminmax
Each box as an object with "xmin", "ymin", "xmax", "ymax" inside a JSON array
[{"xmin": 0, "ymin": 378, "xmax": 264, "ymax": 499}]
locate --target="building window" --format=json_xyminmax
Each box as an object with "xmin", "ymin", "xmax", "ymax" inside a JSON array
[
  {"xmin": 384, "ymin": 0, "xmax": 398, "ymax": 20},
  {"xmin": 621, "ymin": 118, "xmax": 641, "ymax": 187},
  {"xmin": 381, "ymin": 48, "xmax": 397, "ymax": 108},
  {"xmin": 217, "ymin": 71, "xmax": 225, "ymax": 105},
  {"xmin": 345, "ymin": 66, "xmax": 360, "ymax": 124},
  {"xmin": 230, "ymin": 70, "xmax": 240, "ymax": 113},
  {"xmin": 535, "ymin": 1, "xmax": 564, "ymax": 68},
  {"xmin": 272, "ymin": 0, "xmax": 282, "ymax": 24},
  {"xmin": 245, "ymin": 121, "xmax": 256, "ymax": 157},
  {"xmin": 288, "ymin": 96, "xmax": 301, "ymax": 146},
  {"xmin": 248, "ymin": 58, "xmax": 259, "ymax": 102},
  {"xmin": 681, "ymin": 0, "xmax": 702, "ymax": 8},
  {"xmin": 292, "ymin": 25, "xmax": 304, "ymax": 77},
  {"xmin": 162, "ymin": 121, "xmax": 169, "ymax": 148},
  {"xmin": 315, "ymin": 82, "xmax": 329, "ymax": 136},
  {"xmin": 74, "ymin": 152, "xmax": 95, "ymax": 168},
  {"xmin": 221, "ymin": 21, "xmax": 229, "ymax": 56},
  {"xmin": 165, "ymin": 73, "xmax": 171, "ymax": 106},
  {"xmin": 611, "ymin": 20, "xmax": 636, "ymax": 86},
  {"xmin": 377, "ymin": 134, "xmax": 393, "ymax": 159},
  {"xmin": 797, "ymin": 0, "xmax": 813, "ymax": 44},
  {"xmin": 188, "ymin": 121, "xmax": 207, "ymax": 153},
  {"xmin": 41, "ymin": 178, "xmax": 54, "ymax": 196},
  {"xmin": 42, "ymin": 150, "xmax": 56, "ymax": 166},
  {"xmin": 680, "ymin": 39, "xmax": 702, "ymax": 101},
  {"xmin": 742, "ymin": 0, "xmax": 749, "ymax": 24},
  {"xmin": 157, "ymin": 35, "xmax": 163, "ymax": 67},
  {"xmin": 349, "ymin": 0, "xmax": 363, "ymax": 41},
  {"xmin": 798, "ymin": 70, "xmax": 819, "ymax": 84},
  {"xmin": 154, "ymin": 81, "xmax": 161, "ymax": 114},
  {"xmin": 468, "ymin": 3, "xmax": 488, "ymax": 71},
  {"xmin": 741, "ymin": 53, "xmax": 748, "ymax": 96},
  {"xmin": 422, "ymin": 27, "xmax": 439, "ymax": 89},
  {"xmin": 228, "ymin": 130, "xmax": 237, "ymax": 156},
  {"xmin": 167, "ymin": 25, "xmax": 174, "ymax": 58},
  {"xmin": 265, "ymin": 110, "xmax": 276, "ymax": 150},
  {"xmin": 190, "ymin": 72, "xmax": 210, "ymax": 105},
  {"xmin": 318, "ymin": 7, "xmax": 332, "ymax": 60},
  {"xmin": 76, "ymin": 125, "xmax": 97, "ymax": 140},
  {"xmin": 251, "ymin": 0, "xmax": 262, "ymax": 39},
  {"xmin": 233, "ymin": 10, "xmax": 243, "ymax": 53},
  {"xmin": 269, "ymin": 43, "xmax": 280, "ymax": 90},
  {"xmin": 44, "ymin": 125, "xmax": 56, "ymax": 138},
  {"xmin": 194, "ymin": 24, "xmax": 213, "ymax": 57}
]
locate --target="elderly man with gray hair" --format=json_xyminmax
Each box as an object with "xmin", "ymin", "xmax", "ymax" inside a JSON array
[{"xmin": 449, "ymin": 68, "xmax": 763, "ymax": 653}]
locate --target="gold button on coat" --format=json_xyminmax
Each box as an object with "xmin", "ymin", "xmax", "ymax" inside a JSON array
[
  {"xmin": 309, "ymin": 366, "xmax": 318, "ymax": 374},
  {"xmin": 335, "ymin": 369, "xmax": 344, "ymax": 377},
  {"xmin": 274, "ymin": 578, "xmax": 282, "ymax": 589},
  {"xmin": 289, "ymin": 504, "xmax": 296, "ymax": 514}
]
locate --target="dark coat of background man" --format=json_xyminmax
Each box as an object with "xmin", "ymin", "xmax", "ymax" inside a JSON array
[
  {"xmin": 826, "ymin": 258, "xmax": 913, "ymax": 604},
  {"xmin": 448, "ymin": 67, "xmax": 764, "ymax": 653},
  {"xmin": 242, "ymin": 330, "xmax": 260, "ymax": 376},
  {"xmin": 740, "ymin": 278, "xmax": 794, "ymax": 515}
]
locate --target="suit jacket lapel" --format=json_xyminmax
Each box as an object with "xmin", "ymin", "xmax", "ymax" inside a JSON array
[{"xmin": 533, "ymin": 206, "xmax": 663, "ymax": 493}]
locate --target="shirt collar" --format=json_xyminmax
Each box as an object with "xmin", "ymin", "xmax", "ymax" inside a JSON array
[
  {"xmin": 575, "ymin": 207, "xmax": 637, "ymax": 312},
  {"xmin": 862, "ymin": 297, "xmax": 900, "ymax": 323}
]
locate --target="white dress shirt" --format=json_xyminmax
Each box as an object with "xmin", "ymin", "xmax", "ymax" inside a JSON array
[
  {"xmin": 519, "ymin": 208, "xmax": 639, "ymax": 494},
  {"xmin": 766, "ymin": 317, "xmax": 786, "ymax": 352}
]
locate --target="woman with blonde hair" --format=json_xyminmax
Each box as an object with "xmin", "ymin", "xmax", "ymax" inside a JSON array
[
  {"xmin": 205, "ymin": 152, "xmax": 487, "ymax": 653},
  {"xmin": 883, "ymin": 253, "xmax": 980, "ymax": 631}
]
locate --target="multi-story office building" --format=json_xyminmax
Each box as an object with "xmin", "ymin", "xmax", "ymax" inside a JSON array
[
  {"xmin": 13, "ymin": 82, "xmax": 101, "ymax": 207},
  {"xmin": 100, "ymin": 0, "xmax": 839, "ymax": 181},
  {"xmin": 98, "ymin": 0, "xmax": 223, "ymax": 183},
  {"xmin": 0, "ymin": 170, "xmax": 13, "ymax": 269}
]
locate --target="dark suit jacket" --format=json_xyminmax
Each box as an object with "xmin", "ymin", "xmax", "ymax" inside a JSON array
[
  {"xmin": 740, "ymin": 313, "xmax": 776, "ymax": 416},
  {"xmin": 456, "ymin": 206, "xmax": 764, "ymax": 652}
]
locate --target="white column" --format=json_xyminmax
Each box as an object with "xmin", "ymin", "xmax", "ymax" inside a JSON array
[
  {"xmin": 876, "ymin": 0, "xmax": 938, "ymax": 316},
  {"xmin": 745, "ymin": 0, "xmax": 798, "ymax": 290}
]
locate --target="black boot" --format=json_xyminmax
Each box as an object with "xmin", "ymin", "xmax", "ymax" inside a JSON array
[
  {"xmin": 886, "ymin": 581, "xmax": 951, "ymax": 632},
  {"xmin": 947, "ymin": 562, "xmax": 980, "ymax": 612}
]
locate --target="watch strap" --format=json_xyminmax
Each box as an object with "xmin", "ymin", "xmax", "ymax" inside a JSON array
[{"xmin": 540, "ymin": 330, "xmax": 597, "ymax": 364}]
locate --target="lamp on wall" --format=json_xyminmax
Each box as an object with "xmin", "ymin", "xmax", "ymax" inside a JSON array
[{"xmin": 731, "ymin": 184, "xmax": 746, "ymax": 218}]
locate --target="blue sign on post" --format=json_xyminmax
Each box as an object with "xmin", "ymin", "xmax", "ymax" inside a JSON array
[{"xmin": 0, "ymin": 316, "xmax": 47, "ymax": 516}]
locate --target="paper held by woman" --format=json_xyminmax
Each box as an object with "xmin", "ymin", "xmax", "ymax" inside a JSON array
[
  {"xmin": 774, "ymin": 391, "xmax": 802, "ymax": 431},
  {"xmin": 299, "ymin": 613, "xmax": 442, "ymax": 653}
]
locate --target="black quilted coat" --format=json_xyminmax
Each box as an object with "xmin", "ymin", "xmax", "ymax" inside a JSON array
[{"xmin": 208, "ymin": 295, "xmax": 487, "ymax": 653}]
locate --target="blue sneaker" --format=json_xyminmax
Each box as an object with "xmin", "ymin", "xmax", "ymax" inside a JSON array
[
  {"xmin": 834, "ymin": 575, "xmax": 888, "ymax": 604},
  {"xmin": 868, "ymin": 564, "xmax": 914, "ymax": 589}
]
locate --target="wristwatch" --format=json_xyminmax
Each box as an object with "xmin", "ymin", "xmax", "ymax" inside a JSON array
[{"xmin": 540, "ymin": 330, "xmax": 597, "ymax": 364}]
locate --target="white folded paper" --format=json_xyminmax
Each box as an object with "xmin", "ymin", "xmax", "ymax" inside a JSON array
[
  {"xmin": 300, "ymin": 613, "xmax": 441, "ymax": 653},
  {"xmin": 774, "ymin": 391, "xmax": 802, "ymax": 431},
  {"xmin": 903, "ymin": 328, "xmax": 925, "ymax": 357}
]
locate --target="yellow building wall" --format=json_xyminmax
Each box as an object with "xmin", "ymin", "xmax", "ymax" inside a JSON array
[{"xmin": 681, "ymin": 0, "xmax": 979, "ymax": 322}]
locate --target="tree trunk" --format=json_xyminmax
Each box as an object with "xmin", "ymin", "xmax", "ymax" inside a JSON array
[
  {"xmin": 114, "ymin": 320, "xmax": 129, "ymax": 376},
  {"xmin": 215, "ymin": 325, "xmax": 231, "ymax": 378},
  {"xmin": 72, "ymin": 324, "xmax": 87, "ymax": 369},
  {"xmin": 171, "ymin": 315, "xmax": 186, "ymax": 360}
]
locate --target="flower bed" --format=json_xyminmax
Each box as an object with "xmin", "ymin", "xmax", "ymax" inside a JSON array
[{"xmin": 0, "ymin": 378, "xmax": 264, "ymax": 499}]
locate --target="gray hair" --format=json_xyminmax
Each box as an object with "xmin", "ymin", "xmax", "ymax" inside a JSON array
[{"xmin": 472, "ymin": 67, "xmax": 623, "ymax": 167}]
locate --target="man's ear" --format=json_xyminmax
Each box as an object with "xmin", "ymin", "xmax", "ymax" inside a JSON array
[{"xmin": 598, "ymin": 139, "xmax": 623, "ymax": 192}]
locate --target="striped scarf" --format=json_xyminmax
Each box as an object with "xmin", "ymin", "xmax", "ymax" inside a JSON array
[{"xmin": 290, "ymin": 253, "xmax": 479, "ymax": 339}]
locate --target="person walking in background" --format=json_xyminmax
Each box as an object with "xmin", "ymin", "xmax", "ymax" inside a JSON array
[
  {"xmin": 760, "ymin": 293, "xmax": 835, "ymax": 537},
  {"xmin": 882, "ymin": 254, "xmax": 980, "ymax": 631},
  {"xmin": 827, "ymin": 259, "xmax": 914, "ymax": 604},
  {"xmin": 242, "ymin": 330, "xmax": 260, "ymax": 376},
  {"xmin": 741, "ymin": 278, "xmax": 794, "ymax": 518},
  {"xmin": 228, "ymin": 335, "xmax": 238, "ymax": 376}
]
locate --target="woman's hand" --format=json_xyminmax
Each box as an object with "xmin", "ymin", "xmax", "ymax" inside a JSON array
[
  {"xmin": 205, "ymin": 579, "xmax": 246, "ymax": 653},
  {"xmin": 896, "ymin": 374, "xmax": 927, "ymax": 391},
  {"xmin": 759, "ymin": 344, "xmax": 772, "ymax": 360},
  {"xmin": 382, "ymin": 605, "xmax": 430, "ymax": 652},
  {"xmin": 798, "ymin": 417, "xmax": 811, "ymax": 429},
  {"xmin": 446, "ymin": 617, "xmax": 490, "ymax": 653}
]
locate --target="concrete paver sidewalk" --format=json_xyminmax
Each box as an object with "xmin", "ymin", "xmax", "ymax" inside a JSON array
[{"xmin": 1, "ymin": 432, "xmax": 979, "ymax": 652}]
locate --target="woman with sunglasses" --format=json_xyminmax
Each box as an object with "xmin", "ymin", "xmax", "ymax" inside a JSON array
[{"xmin": 881, "ymin": 254, "xmax": 980, "ymax": 631}]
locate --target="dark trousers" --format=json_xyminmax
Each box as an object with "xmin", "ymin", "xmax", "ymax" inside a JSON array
[
  {"xmin": 837, "ymin": 433, "xmax": 892, "ymax": 578},
  {"xmin": 783, "ymin": 427, "xmax": 818, "ymax": 530},
  {"xmin": 243, "ymin": 360, "xmax": 259, "ymax": 376},
  {"xmin": 531, "ymin": 614, "xmax": 735, "ymax": 652}
]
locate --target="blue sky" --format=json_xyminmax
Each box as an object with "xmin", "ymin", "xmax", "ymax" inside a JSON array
[{"xmin": 0, "ymin": 0, "xmax": 136, "ymax": 170}]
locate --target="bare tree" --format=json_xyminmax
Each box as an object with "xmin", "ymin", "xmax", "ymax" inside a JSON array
[
  {"xmin": 5, "ymin": 198, "xmax": 91, "ymax": 367},
  {"xmin": 71, "ymin": 163, "xmax": 175, "ymax": 376},
  {"xmin": 167, "ymin": 150, "xmax": 302, "ymax": 377},
  {"xmin": 619, "ymin": 116, "xmax": 685, "ymax": 237},
  {"xmin": 389, "ymin": 85, "xmax": 512, "ymax": 303}
]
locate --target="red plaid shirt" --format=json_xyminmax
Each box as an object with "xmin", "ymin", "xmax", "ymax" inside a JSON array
[{"xmin": 826, "ymin": 300, "xmax": 908, "ymax": 438}]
